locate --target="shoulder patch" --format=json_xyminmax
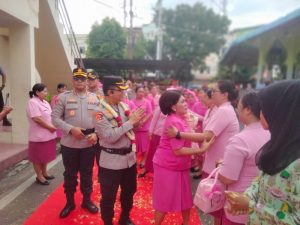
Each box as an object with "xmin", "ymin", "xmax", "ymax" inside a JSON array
[
  {"xmin": 95, "ymin": 112, "xmax": 103, "ymax": 121},
  {"xmin": 63, "ymin": 91, "xmax": 72, "ymax": 94}
]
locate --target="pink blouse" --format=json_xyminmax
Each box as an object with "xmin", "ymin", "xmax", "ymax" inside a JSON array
[
  {"xmin": 26, "ymin": 96, "xmax": 56, "ymax": 142},
  {"xmin": 149, "ymin": 107, "xmax": 166, "ymax": 136},
  {"xmin": 220, "ymin": 122, "xmax": 270, "ymax": 223},
  {"xmin": 203, "ymin": 102, "xmax": 239, "ymax": 174},
  {"xmin": 153, "ymin": 113, "xmax": 192, "ymax": 171},
  {"xmin": 131, "ymin": 98, "xmax": 153, "ymax": 131}
]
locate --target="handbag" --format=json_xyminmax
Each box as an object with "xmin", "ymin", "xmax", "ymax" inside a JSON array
[{"xmin": 193, "ymin": 167, "xmax": 226, "ymax": 213}]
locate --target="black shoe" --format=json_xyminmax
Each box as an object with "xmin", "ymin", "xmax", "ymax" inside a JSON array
[
  {"xmin": 81, "ymin": 201, "xmax": 98, "ymax": 214},
  {"xmin": 44, "ymin": 175, "xmax": 55, "ymax": 180},
  {"xmin": 3, "ymin": 120, "xmax": 11, "ymax": 126},
  {"xmin": 190, "ymin": 167, "xmax": 200, "ymax": 173},
  {"xmin": 193, "ymin": 174, "xmax": 202, "ymax": 179},
  {"xmin": 119, "ymin": 218, "xmax": 135, "ymax": 225},
  {"xmin": 138, "ymin": 171, "xmax": 148, "ymax": 178},
  {"xmin": 35, "ymin": 177, "xmax": 50, "ymax": 185},
  {"xmin": 59, "ymin": 203, "xmax": 75, "ymax": 218},
  {"xmin": 139, "ymin": 163, "xmax": 144, "ymax": 169}
]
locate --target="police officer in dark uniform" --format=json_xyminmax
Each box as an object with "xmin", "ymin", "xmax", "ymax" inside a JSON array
[
  {"xmin": 52, "ymin": 68, "xmax": 99, "ymax": 218},
  {"xmin": 94, "ymin": 76, "xmax": 145, "ymax": 225}
]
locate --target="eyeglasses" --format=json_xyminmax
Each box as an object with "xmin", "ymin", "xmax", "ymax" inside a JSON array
[{"xmin": 73, "ymin": 76, "xmax": 87, "ymax": 82}]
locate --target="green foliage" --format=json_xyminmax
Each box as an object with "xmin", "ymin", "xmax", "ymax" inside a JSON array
[
  {"xmin": 86, "ymin": 18, "xmax": 126, "ymax": 59},
  {"xmin": 217, "ymin": 65, "xmax": 257, "ymax": 85},
  {"xmin": 158, "ymin": 3, "xmax": 230, "ymax": 69},
  {"xmin": 133, "ymin": 36, "xmax": 150, "ymax": 59}
]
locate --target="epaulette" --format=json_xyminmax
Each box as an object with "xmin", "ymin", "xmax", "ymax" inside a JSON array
[
  {"xmin": 87, "ymin": 91, "xmax": 97, "ymax": 96},
  {"xmin": 63, "ymin": 91, "xmax": 72, "ymax": 95}
]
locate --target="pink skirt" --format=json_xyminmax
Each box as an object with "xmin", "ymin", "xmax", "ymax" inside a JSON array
[
  {"xmin": 222, "ymin": 214, "xmax": 244, "ymax": 225},
  {"xmin": 135, "ymin": 131, "xmax": 150, "ymax": 153},
  {"xmin": 153, "ymin": 164, "xmax": 193, "ymax": 212},
  {"xmin": 28, "ymin": 139, "xmax": 56, "ymax": 163},
  {"xmin": 144, "ymin": 134, "xmax": 161, "ymax": 172}
]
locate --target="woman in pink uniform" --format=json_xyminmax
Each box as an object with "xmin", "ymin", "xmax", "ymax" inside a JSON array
[
  {"xmin": 218, "ymin": 92, "xmax": 270, "ymax": 225},
  {"xmin": 50, "ymin": 83, "xmax": 67, "ymax": 107},
  {"xmin": 26, "ymin": 83, "xmax": 57, "ymax": 185},
  {"xmin": 138, "ymin": 107, "xmax": 166, "ymax": 177},
  {"xmin": 153, "ymin": 90, "xmax": 213, "ymax": 225},
  {"xmin": 167, "ymin": 80, "xmax": 239, "ymax": 225},
  {"xmin": 190, "ymin": 88, "xmax": 208, "ymax": 178},
  {"xmin": 131, "ymin": 86, "xmax": 153, "ymax": 167},
  {"xmin": 149, "ymin": 84, "xmax": 161, "ymax": 109},
  {"xmin": 184, "ymin": 89, "xmax": 198, "ymax": 111}
]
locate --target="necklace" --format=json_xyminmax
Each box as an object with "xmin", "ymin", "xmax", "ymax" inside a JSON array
[{"xmin": 101, "ymin": 99, "xmax": 136, "ymax": 152}]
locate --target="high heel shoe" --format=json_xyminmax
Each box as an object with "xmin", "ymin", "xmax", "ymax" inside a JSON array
[
  {"xmin": 36, "ymin": 177, "xmax": 50, "ymax": 185},
  {"xmin": 138, "ymin": 171, "xmax": 148, "ymax": 178},
  {"xmin": 139, "ymin": 163, "xmax": 145, "ymax": 169},
  {"xmin": 44, "ymin": 175, "xmax": 55, "ymax": 180}
]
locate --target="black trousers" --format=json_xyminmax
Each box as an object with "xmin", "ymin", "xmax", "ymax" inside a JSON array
[
  {"xmin": 99, "ymin": 164, "xmax": 137, "ymax": 225},
  {"xmin": 61, "ymin": 145, "xmax": 95, "ymax": 199},
  {"xmin": 0, "ymin": 90, "xmax": 8, "ymax": 123}
]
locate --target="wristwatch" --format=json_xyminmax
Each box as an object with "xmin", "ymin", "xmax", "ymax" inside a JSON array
[{"xmin": 175, "ymin": 131, "xmax": 181, "ymax": 139}]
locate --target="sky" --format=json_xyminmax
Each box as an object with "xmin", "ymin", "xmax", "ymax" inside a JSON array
[{"xmin": 64, "ymin": 0, "xmax": 300, "ymax": 34}]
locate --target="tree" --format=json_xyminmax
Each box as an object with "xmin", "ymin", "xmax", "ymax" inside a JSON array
[
  {"xmin": 217, "ymin": 64, "xmax": 257, "ymax": 86},
  {"xmin": 86, "ymin": 18, "xmax": 126, "ymax": 59},
  {"xmin": 132, "ymin": 36, "xmax": 148, "ymax": 59},
  {"xmin": 158, "ymin": 3, "xmax": 230, "ymax": 69}
]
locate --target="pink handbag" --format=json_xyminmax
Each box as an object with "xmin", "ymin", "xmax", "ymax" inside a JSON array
[{"xmin": 193, "ymin": 167, "xmax": 226, "ymax": 213}]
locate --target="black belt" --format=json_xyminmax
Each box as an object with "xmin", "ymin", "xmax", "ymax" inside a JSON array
[
  {"xmin": 81, "ymin": 128, "xmax": 95, "ymax": 136},
  {"xmin": 100, "ymin": 146, "xmax": 132, "ymax": 155}
]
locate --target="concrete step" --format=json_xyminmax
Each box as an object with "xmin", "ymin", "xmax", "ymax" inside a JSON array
[{"xmin": 0, "ymin": 143, "xmax": 28, "ymax": 173}]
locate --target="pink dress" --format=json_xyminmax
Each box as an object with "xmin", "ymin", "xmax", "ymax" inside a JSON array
[
  {"xmin": 131, "ymin": 98, "xmax": 153, "ymax": 153},
  {"xmin": 26, "ymin": 96, "xmax": 56, "ymax": 163},
  {"xmin": 203, "ymin": 102, "xmax": 239, "ymax": 174},
  {"xmin": 146, "ymin": 94, "xmax": 155, "ymax": 109},
  {"xmin": 220, "ymin": 122, "xmax": 270, "ymax": 224},
  {"xmin": 153, "ymin": 113, "xmax": 193, "ymax": 212}
]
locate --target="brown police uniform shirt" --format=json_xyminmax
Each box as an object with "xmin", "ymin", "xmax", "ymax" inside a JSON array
[
  {"xmin": 94, "ymin": 100, "xmax": 136, "ymax": 170},
  {"xmin": 51, "ymin": 90, "xmax": 100, "ymax": 149}
]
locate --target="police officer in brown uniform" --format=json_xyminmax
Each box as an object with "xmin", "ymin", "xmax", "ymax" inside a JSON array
[
  {"xmin": 87, "ymin": 71, "xmax": 104, "ymax": 167},
  {"xmin": 52, "ymin": 68, "xmax": 99, "ymax": 218},
  {"xmin": 87, "ymin": 71, "xmax": 104, "ymax": 97},
  {"xmin": 94, "ymin": 76, "xmax": 145, "ymax": 225}
]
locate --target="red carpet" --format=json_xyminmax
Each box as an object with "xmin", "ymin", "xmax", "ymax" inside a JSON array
[{"xmin": 23, "ymin": 167, "xmax": 201, "ymax": 225}]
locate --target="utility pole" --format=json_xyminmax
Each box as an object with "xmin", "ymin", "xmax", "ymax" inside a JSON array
[
  {"xmin": 127, "ymin": 0, "xmax": 133, "ymax": 59},
  {"xmin": 123, "ymin": 0, "xmax": 127, "ymax": 27},
  {"xmin": 156, "ymin": 0, "xmax": 163, "ymax": 60},
  {"xmin": 210, "ymin": 0, "xmax": 227, "ymax": 16},
  {"xmin": 222, "ymin": 0, "xmax": 227, "ymax": 16}
]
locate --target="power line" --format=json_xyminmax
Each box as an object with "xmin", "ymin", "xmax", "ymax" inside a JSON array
[{"xmin": 93, "ymin": 0, "xmax": 114, "ymax": 9}]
